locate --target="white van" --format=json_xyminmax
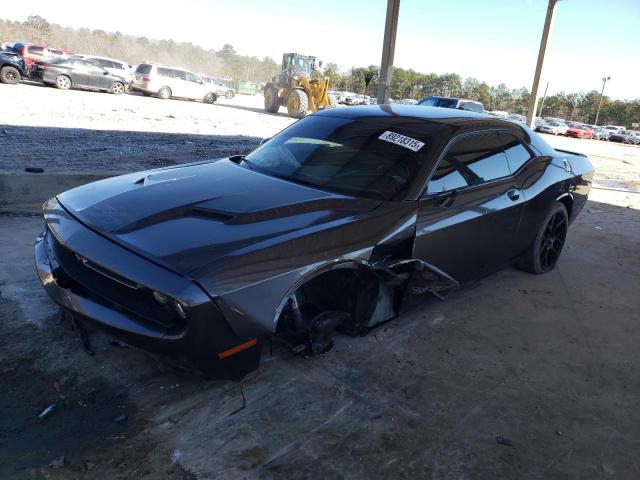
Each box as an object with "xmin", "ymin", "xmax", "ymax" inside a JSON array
[{"xmin": 131, "ymin": 63, "xmax": 219, "ymax": 103}]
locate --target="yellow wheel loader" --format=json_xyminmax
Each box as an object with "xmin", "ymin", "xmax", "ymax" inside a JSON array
[{"xmin": 264, "ymin": 53, "xmax": 335, "ymax": 118}]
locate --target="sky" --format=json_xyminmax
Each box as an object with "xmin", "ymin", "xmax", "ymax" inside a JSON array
[{"xmin": 4, "ymin": 0, "xmax": 640, "ymax": 99}]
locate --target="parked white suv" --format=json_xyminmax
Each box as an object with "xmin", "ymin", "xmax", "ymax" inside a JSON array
[
  {"xmin": 131, "ymin": 63, "xmax": 219, "ymax": 103},
  {"xmin": 73, "ymin": 54, "xmax": 133, "ymax": 83}
]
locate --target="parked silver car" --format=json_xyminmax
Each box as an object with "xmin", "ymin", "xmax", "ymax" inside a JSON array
[
  {"xmin": 201, "ymin": 76, "xmax": 235, "ymax": 99},
  {"xmin": 73, "ymin": 54, "xmax": 134, "ymax": 83},
  {"xmin": 538, "ymin": 122, "xmax": 569, "ymax": 136}
]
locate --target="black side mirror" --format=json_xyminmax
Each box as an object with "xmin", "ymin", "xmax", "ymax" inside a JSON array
[{"xmin": 103, "ymin": 71, "xmax": 109, "ymax": 75}]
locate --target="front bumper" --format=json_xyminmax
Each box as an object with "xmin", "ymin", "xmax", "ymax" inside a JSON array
[{"xmin": 35, "ymin": 198, "xmax": 261, "ymax": 379}]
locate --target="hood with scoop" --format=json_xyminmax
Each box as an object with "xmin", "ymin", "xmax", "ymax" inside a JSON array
[{"xmin": 57, "ymin": 159, "xmax": 383, "ymax": 276}]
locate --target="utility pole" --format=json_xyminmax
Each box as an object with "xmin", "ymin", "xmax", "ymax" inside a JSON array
[
  {"xmin": 538, "ymin": 81, "xmax": 549, "ymax": 118},
  {"xmin": 526, "ymin": 0, "xmax": 559, "ymax": 129},
  {"xmin": 377, "ymin": 0, "xmax": 400, "ymax": 105},
  {"xmin": 594, "ymin": 76, "xmax": 610, "ymax": 126}
]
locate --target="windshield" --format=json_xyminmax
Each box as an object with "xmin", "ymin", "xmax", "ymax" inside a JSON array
[
  {"xmin": 244, "ymin": 115, "xmax": 430, "ymax": 201},
  {"xmin": 290, "ymin": 56, "xmax": 313, "ymax": 76}
]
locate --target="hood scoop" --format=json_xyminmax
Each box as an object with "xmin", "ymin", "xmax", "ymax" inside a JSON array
[{"xmin": 114, "ymin": 204, "xmax": 235, "ymax": 234}]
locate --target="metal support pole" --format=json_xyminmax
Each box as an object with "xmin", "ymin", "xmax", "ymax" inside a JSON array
[
  {"xmin": 526, "ymin": 0, "xmax": 558, "ymax": 128},
  {"xmin": 594, "ymin": 76, "xmax": 610, "ymax": 126},
  {"xmin": 377, "ymin": 0, "xmax": 400, "ymax": 105},
  {"xmin": 538, "ymin": 82, "xmax": 549, "ymax": 119}
]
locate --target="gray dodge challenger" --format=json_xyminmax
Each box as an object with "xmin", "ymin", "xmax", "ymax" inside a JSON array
[{"xmin": 35, "ymin": 105, "xmax": 593, "ymax": 379}]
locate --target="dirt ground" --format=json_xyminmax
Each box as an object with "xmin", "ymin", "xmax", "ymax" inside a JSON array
[
  {"xmin": 1, "ymin": 82, "xmax": 639, "ymax": 479},
  {"xmin": 0, "ymin": 82, "xmax": 294, "ymax": 173}
]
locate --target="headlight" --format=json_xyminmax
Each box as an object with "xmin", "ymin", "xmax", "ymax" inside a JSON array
[
  {"xmin": 153, "ymin": 291, "xmax": 169, "ymax": 305},
  {"xmin": 172, "ymin": 300, "xmax": 187, "ymax": 320},
  {"xmin": 153, "ymin": 290, "xmax": 187, "ymax": 321}
]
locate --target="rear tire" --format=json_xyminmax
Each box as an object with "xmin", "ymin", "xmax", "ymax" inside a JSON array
[
  {"xmin": 517, "ymin": 202, "xmax": 568, "ymax": 274},
  {"xmin": 286, "ymin": 89, "xmax": 308, "ymax": 118},
  {"xmin": 0, "ymin": 66, "xmax": 20, "ymax": 84},
  {"xmin": 225, "ymin": 90, "xmax": 234, "ymax": 99},
  {"xmin": 110, "ymin": 82, "xmax": 125, "ymax": 95},
  {"xmin": 264, "ymin": 86, "xmax": 280, "ymax": 113},
  {"xmin": 203, "ymin": 92, "xmax": 217, "ymax": 104},
  {"xmin": 157, "ymin": 86, "xmax": 171, "ymax": 99},
  {"xmin": 55, "ymin": 75, "xmax": 71, "ymax": 90}
]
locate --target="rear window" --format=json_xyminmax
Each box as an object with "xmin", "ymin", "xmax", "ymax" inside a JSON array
[
  {"xmin": 49, "ymin": 49, "xmax": 64, "ymax": 55},
  {"xmin": 460, "ymin": 102, "xmax": 483, "ymax": 113},
  {"xmin": 135, "ymin": 64, "xmax": 152, "ymax": 75}
]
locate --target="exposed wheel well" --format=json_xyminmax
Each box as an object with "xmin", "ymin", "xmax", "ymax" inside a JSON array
[
  {"xmin": 557, "ymin": 195, "xmax": 573, "ymax": 219},
  {"xmin": 276, "ymin": 267, "xmax": 381, "ymax": 341}
]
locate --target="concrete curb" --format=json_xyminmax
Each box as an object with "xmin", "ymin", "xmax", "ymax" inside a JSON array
[{"xmin": 0, "ymin": 171, "xmax": 124, "ymax": 206}]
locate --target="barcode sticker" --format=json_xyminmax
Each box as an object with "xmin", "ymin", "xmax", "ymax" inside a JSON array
[{"xmin": 378, "ymin": 131, "xmax": 425, "ymax": 152}]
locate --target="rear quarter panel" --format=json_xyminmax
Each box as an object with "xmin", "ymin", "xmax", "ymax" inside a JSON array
[{"xmin": 515, "ymin": 151, "xmax": 592, "ymax": 253}]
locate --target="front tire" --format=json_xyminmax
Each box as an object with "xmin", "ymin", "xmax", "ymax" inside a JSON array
[
  {"xmin": 264, "ymin": 86, "xmax": 280, "ymax": 113},
  {"xmin": 225, "ymin": 90, "xmax": 234, "ymax": 99},
  {"xmin": 111, "ymin": 82, "xmax": 125, "ymax": 95},
  {"xmin": 157, "ymin": 86, "xmax": 171, "ymax": 99},
  {"xmin": 518, "ymin": 202, "xmax": 569, "ymax": 274},
  {"xmin": 55, "ymin": 75, "xmax": 71, "ymax": 90},
  {"xmin": 0, "ymin": 66, "xmax": 21, "ymax": 84},
  {"xmin": 286, "ymin": 89, "xmax": 308, "ymax": 118}
]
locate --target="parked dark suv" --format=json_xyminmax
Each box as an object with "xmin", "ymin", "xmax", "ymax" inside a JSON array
[
  {"xmin": 417, "ymin": 96, "xmax": 484, "ymax": 113},
  {"xmin": 0, "ymin": 50, "xmax": 27, "ymax": 84}
]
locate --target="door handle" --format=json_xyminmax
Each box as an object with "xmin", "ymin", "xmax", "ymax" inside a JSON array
[{"xmin": 506, "ymin": 189, "xmax": 520, "ymax": 201}]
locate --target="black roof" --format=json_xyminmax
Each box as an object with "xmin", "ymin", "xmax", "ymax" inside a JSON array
[
  {"xmin": 315, "ymin": 104, "xmax": 494, "ymax": 121},
  {"xmin": 315, "ymin": 105, "xmax": 533, "ymax": 132}
]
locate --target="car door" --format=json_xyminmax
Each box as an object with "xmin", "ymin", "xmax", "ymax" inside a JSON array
[
  {"xmin": 184, "ymin": 71, "xmax": 205, "ymax": 100},
  {"xmin": 413, "ymin": 131, "xmax": 527, "ymax": 284},
  {"xmin": 64, "ymin": 59, "xmax": 91, "ymax": 87},
  {"xmin": 170, "ymin": 69, "xmax": 188, "ymax": 97},
  {"xmin": 84, "ymin": 61, "xmax": 111, "ymax": 89}
]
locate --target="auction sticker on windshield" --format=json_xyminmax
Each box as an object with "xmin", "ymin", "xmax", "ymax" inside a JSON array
[{"xmin": 378, "ymin": 131, "xmax": 425, "ymax": 152}]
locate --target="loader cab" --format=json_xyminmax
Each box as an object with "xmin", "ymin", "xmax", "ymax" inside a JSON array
[{"xmin": 282, "ymin": 53, "xmax": 315, "ymax": 82}]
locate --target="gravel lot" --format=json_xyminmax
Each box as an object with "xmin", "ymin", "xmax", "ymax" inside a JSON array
[
  {"xmin": 0, "ymin": 82, "xmax": 294, "ymax": 172},
  {"xmin": 1, "ymin": 81, "xmax": 639, "ymax": 479}
]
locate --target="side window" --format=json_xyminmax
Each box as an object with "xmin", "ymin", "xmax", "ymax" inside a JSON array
[
  {"xmin": 185, "ymin": 72, "xmax": 200, "ymax": 83},
  {"xmin": 172, "ymin": 69, "xmax": 187, "ymax": 80},
  {"xmin": 28, "ymin": 46, "xmax": 44, "ymax": 55},
  {"xmin": 99, "ymin": 59, "xmax": 116, "ymax": 69},
  {"xmin": 426, "ymin": 133, "xmax": 511, "ymax": 194},
  {"xmin": 501, "ymin": 133, "xmax": 532, "ymax": 173},
  {"xmin": 157, "ymin": 67, "xmax": 172, "ymax": 77},
  {"xmin": 112, "ymin": 62, "xmax": 124, "ymax": 70}
]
